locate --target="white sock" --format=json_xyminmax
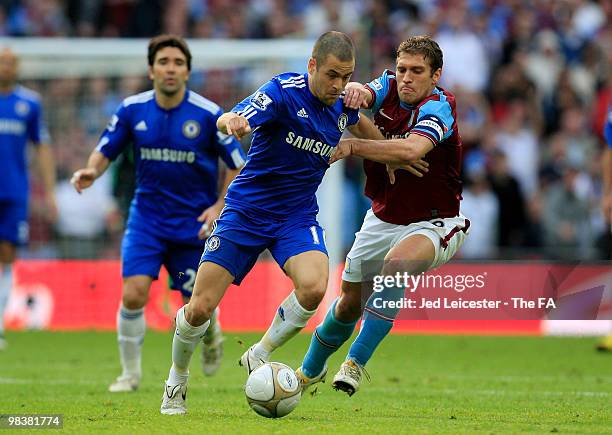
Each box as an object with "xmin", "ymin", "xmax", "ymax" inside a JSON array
[
  {"xmin": 253, "ymin": 290, "xmax": 316, "ymax": 360},
  {"xmin": 0, "ymin": 265, "xmax": 13, "ymax": 336},
  {"xmin": 117, "ymin": 304, "xmax": 145, "ymax": 378},
  {"xmin": 168, "ymin": 305, "xmax": 210, "ymax": 384}
]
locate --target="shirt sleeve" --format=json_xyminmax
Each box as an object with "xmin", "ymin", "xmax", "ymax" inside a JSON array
[
  {"xmin": 27, "ymin": 99, "xmax": 50, "ymax": 145},
  {"xmin": 231, "ymin": 79, "xmax": 282, "ymax": 129},
  {"xmin": 95, "ymin": 102, "xmax": 133, "ymax": 161},
  {"xmin": 346, "ymin": 107, "xmax": 360, "ymax": 126},
  {"xmin": 364, "ymin": 70, "xmax": 394, "ymax": 113},
  {"xmin": 410, "ymin": 99, "xmax": 454, "ymax": 146},
  {"xmin": 212, "ymin": 108, "xmax": 246, "ymax": 169},
  {"xmin": 604, "ymin": 107, "xmax": 612, "ymax": 148}
]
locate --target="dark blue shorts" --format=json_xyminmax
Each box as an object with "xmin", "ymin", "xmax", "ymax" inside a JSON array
[
  {"xmin": 121, "ymin": 224, "xmax": 205, "ymax": 298},
  {"xmin": 0, "ymin": 199, "xmax": 28, "ymax": 245},
  {"xmin": 201, "ymin": 207, "xmax": 328, "ymax": 285}
]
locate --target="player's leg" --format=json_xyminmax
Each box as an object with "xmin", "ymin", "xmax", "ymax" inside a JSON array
[
  {"xmin": 162, "ymin": 261, "xmax": 234, "ymax": 415},
  {"xmin": 109, "ymin": 226, "xmax": 163, "ymax": 392},
  {"xmin": 335, "ymin": 216, "xmax": 469, "ymax": 395},
  {"xmin": 242, "ymin": 250, "xmax": 328, "ymax": 374},
  {"xmin": 297, "ymin": 280, "xmax": 364, "ymax": 387},
  {"xmin": 298, "ymin": 209, "xmax": 391, "ymax": 386},
  {"xmin": 0, "ymin": 200, "xmax": 27, "ymax": 350},
  {"xmin": 169, "ymin": 244, "xmax": 224, "ymax": 377},
  {"xmin": 162, "ymin": 216, "xmax": 263, "ymax": 414},
  {"xmin": 332, "ymin": 234, "xmax": 435, "ymax": 396},
  {"xmin": 0, "ymin": 241, "xmax": 16, "ymax": 350},
  {"xmin": 110, "ymin": 274, "xmax": 153, "ymax": 392}
]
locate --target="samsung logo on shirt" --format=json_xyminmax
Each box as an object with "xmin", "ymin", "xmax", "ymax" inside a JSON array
[
  {"xmin": 0, "ymin": 118, "xmax": 26, "ymax": 135},
  {"xmin": 285, "ymin": 132, "xmax": 334, "ymax": 158},
  {"xmin": 140, "ymin": 147, "xmax": 196, "ymax": 163}
]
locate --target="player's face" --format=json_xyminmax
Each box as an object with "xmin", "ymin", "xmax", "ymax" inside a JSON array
[
  {"xmin": 395, "ymin": 52, "xmax": 441, "ymax": 105},
  {"xmin": 149, "ymin": 46, "xmax": 190, "ymax": 97},
  {"xmin": 308, "ymin": 54, "xmax": 354, "ymax": 106},
  {"xmin": 0, "ymin": 48, "xmax": 18, "ymax": 88}
]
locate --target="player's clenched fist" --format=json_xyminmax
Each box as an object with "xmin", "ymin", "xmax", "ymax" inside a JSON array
[
  {"xmin": 342, "ymin": 82, "xmax": 371, "ymax": 110},
  {"xmin": 226, "ymin": 115, "xmax": 252, "ymax": 140},
  {"xmin": 70, "ymin": 168, "xmax": 98, "ymax": 194}
]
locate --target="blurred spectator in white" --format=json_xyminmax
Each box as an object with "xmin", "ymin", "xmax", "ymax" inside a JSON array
[
  {"xmin": 55, "ymin": 171, "xmax": 119, "ymax": 259},
  {"xmin": 524, "ymin": 30, "xmax": 563, "ymax": 101},
  {"xmin": 460, "ymin": 152, "xmax": 499, "ymax": 259},
  {"xmin": 302, "ymin": 0, "xmax": 361, "ymax": 38},
  {"xmin": 572, "ymin": 0, "xmax": 606, "ymax": 41},
  {"xmin": 436, "ymin": 5, "xmax": 489, "ymax": 92},
  {"xmin": 494, "ymin": 99, "xmax": 540, "ymax": 198}
]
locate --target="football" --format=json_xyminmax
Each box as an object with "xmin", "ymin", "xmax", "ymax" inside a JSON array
[{"xmin": 244, "ymin": 362, "xmax": 302, "ymax": 418}]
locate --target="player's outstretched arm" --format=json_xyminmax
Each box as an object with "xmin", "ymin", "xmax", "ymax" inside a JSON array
[
  {"xmin": 217, "ymin": 112, "xmax": 252, "ymax": 140},
  {"xmin": 35, "ymin": 142, "xmax": 58, "ymax": 221},
  {"xmin": 330, "ymin": 134, "xmax": 434, "ymax": 166},
  {"xmin": 70, "ymin": 150, "xmax": 110, "ymax": 194},
  {"xmin": 343, "ymin": 82, "xmax": 372, "ymax": 110}
]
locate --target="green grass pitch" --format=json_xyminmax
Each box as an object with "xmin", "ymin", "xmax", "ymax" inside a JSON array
[{"xmin": 0, "ymin": 331, "xmax": 610, "ymax": 434}]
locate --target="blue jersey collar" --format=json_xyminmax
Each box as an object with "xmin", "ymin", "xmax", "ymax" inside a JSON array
[{"xmin": 154, "ymin": 87, "xmax": 189, "ymax": 112}]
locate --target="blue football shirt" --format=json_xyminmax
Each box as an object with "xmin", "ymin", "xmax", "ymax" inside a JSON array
[
  {"xmin": 0, "ymin": 85, "xmax": 50, "ymax": 201},
  {"xmin": 225, "ymin": 72, "xmax": 360, "ymax": 218},
  {"xmin": 97, "ymin": 89, "xmax": 245, "ymax": 243}
]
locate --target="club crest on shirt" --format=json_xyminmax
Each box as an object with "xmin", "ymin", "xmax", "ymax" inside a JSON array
[
  {"xmin": 15, "ymin": 101, "xmax": 29, "ymax": 116},
  {"xmin": 251, "ymin": 91, "xmax": 273, "ymax": 111},
  {"xmin": 182, "ymin": 120, "xmax": 200, "ymax": 139},
  {"xmin": 338, "ymin": 113, "xmax": 348, "ymax": 132},
  {"xmin": 207, "ymin": 236, "xmax": 220, "ymax": 251}
]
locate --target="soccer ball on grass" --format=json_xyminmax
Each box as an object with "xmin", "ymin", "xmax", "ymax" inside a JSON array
[{"xmin": 244, "ymin": 362, "xmax": 302, "ymax": 418}]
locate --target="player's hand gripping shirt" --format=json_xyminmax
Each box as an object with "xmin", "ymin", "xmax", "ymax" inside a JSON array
[
  {"xmin": 97, "ymin": 90, "xmax": 245, "ymax": 243},
  {"xmin": 224, "ymin": 72, "xmax": 360, "ymax": 218},
  {"xmin": 0, "ymin": 86, "xmax": 50, "ymax": 201},
  {"xmin": 363, "ymin": 70, "xmax": 463, "ymax": 224}
]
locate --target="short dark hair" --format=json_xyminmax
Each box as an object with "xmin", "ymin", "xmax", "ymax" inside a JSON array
[
  {"xmin": 397, "ymin": 36, "xmax": 443, "ymax": 74},
  {"xmin": 148, "ymin": 34, "xmax": 192, "ymax": 70},
  {"xmin": 312, "ymin": 31, "xmax": 355, "ymax": 65}
]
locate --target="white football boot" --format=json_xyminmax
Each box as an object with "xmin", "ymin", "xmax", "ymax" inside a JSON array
[
  {"xmin": 108, "ymin": 374, "xmax": 139, "ymax": 392},
  {"xmin": 332, "ymin": 359, "xmax": 369, "ymax": 396},
  {"xmin": 239, "ymin": 344, "xmax": 267, "ymax": 375},
  {"xmin": 160, "ymin": 381, "xmax": 188, "ymax": 415}
]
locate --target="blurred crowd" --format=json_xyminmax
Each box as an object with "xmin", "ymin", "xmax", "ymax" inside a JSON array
[{"xmin": 9, "ymin": 0, "xmax": 612, "ymax": 261}]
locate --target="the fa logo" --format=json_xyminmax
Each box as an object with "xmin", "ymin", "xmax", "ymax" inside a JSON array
[
  {"xmin": 15, "ymin": 101, "xmax": 29, "ymax": 116},
  {"xmin": 182, "ymin": 120, "xmax": 200, "ymax": 139},
  {"xmin": 207, "ymin": 235, "xmax": 220, "ymax": 251},
  {"xmin": 338, "ymin": 113, "xmax": 348, "ymax": 132}
]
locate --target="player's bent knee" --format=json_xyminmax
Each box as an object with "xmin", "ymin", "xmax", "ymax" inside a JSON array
[
  {"xmin": 122, "ymin": 284, "xmax": 149, "ymax": 309},
  {"xmin": 184, "ymin": 302, "xmax": 214, "ymax": 326}
]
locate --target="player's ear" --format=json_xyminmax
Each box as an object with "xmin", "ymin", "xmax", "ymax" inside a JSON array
[
  {"xmin": 432, "ymin": 68, "xmax": 441, "ymax": 86},
  {"xmin": 307, "ymin": 57, "xmax": 316, "ymax": 75},
  {"xmin": 148, "ymin": 66, "xmax": 155, "ymax": 81}
]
